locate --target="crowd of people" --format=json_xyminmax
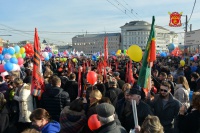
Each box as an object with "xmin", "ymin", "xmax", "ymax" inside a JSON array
[{"xmin": 0, "ymin": 56, "xmax": 200, "ymax": 133}]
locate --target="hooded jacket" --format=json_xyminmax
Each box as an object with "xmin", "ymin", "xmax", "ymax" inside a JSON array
[
  {"xmin": 60, "ymin": 106, "xmax": 86, "ymax": 133},
  {"xmin": 41, "ymin": 121, "xmax": 60, "ymax": 133},
  {"xmin": 40, "ymin": 86, "xmax": 70, "ymax": 121}
]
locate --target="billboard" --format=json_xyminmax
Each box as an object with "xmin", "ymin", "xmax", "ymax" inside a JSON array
[{"xmin": 185, "ymin": 29, "xmax": 200, "ymax": 46}]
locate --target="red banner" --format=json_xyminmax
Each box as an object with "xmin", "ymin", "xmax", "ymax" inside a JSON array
[{"xmin": 31, "ymin": 28, "xmax": 45, "ymax": 98}]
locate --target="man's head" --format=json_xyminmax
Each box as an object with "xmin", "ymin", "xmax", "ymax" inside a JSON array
[
  {"xmin": 153, "ymin": 70, "xmax": 158, "ymax": 77},
  {"xmin": 159, "ymin": 72, "xmax": 167, "ymax": 81},
  {"xmin": 51, "ymin": 76, "xmax": 61, "ymax": 87},
  {"xmin": 113, "ymin": 72, "xmax": 120, "ymax": 79},
  {"xmin": 160, "ymin": 81, "xmax": 171, "ymax": 98},
  {"xmin": 96, "ymin": 103, "xmax": 115, "ymax": 125},
  {"xmin": 69, "ymin": 73, "xmax": 76, "ymax": 80},
  {"xmin": 108, "ymin": 77, "xmax": 117, "ymax": 88},
  {"xmin": 191, "ymin": 72, "xmax": 199, "ymax": 81},
  {"xmin": 128, "ymin": 86, "xmax": 142, "ymax": 104}
]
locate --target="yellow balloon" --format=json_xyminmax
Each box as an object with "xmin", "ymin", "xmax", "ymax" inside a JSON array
[
  {"xmin": 16, "ymin": 53, "xmax": 22, "ymax": 58},
  {"xmin": 180, "ymin": 60, "xmax": 185, "ymax": 66},
  {"xmin": 12, "ymin": 54, "xmax": 16, "ymax": 58},
  {"xmin": 20, "ymin": 47, "xmax": 25, "ymax": 54},
  {"xmin": 128, "ymin": 45, "xmax": 143, "ymax": 62}
]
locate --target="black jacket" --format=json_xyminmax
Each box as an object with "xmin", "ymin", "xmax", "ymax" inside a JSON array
[
  {"xmin": 116, "ymin": 98, "xmax": 153, "ymax": 132},
  {"xmin": 147, "ymin": 93, "xmax": 181, "ymax": 133},
  {"xmin": 40, "ymin": 86, "xmax": 70, "ymax": 121},
  {"xmin": 0, "ymin": 104, "xmax": 9, "ymax": 133},
  {"xmin": 64, "ymin": 80, "xmax": 78, "ymax": 102},
  {"xmin": 95, "ymin": 83, "xmax": 106, "ymax": 97},
  {"xmin": 178, "ymin": 109, "xmax": 200, "ymax": 133},
  {"xmin": 96, "ymin": 121, "xmax": 127, "ymax": 133},
  {"xmin": 105, "ymin": 87, "xmax": 122, "ymax": 106}
]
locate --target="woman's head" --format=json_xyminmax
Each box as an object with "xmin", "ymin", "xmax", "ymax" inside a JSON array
[
  {"xmin": 97, "ymin": 74, "xmax": 103, "ymax": 84},
  {"xmin": 4, "ymin": 75, "xmax": 11, "ymax": 83},
  {"xmin": 30, "ymin": 108, "xmax": 51, "ymax": 128},
  {"xmin": 69, "ymin": 99, "xmax": 84, "ymax": 112},
  {"xmin": 122, "ymin": 83, "xmax": 131, "ymax": 92},
  {"xmin": 140, "ymin": 115, "xmax": 164, "ymax": 133},
  {"xmin": 167, "ymin": 74, "xmax": 173, "ymax": 82},
  {"xmin": 177, "ymin": 76, "xmax": 189, "ymax": 90},
  {"xmin": 192, "ymin": 92, "xmax": 200, "ymax": 111},
  {"xmin": 89, "ymin": 89, "xmax": 102, "ymax": 105}
]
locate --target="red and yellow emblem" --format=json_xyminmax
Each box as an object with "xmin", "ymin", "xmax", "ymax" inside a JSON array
[{"xmin": 168, "ymin": 12, "xmax": 182, "ymax": 27}]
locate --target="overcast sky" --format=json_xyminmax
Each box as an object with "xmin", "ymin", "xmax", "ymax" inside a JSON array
[{"xmin": 0, "ymin": 0, "xmax": 199, "ymax": 45}]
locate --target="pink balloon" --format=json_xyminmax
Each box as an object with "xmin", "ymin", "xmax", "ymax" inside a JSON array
[
  {"xmin": 0, "ymin": 64, "xmax": 5, "ymax": 72},
  {"xmin": 18, "ymin": 57, "xmax": 24, "ymax": 65}
]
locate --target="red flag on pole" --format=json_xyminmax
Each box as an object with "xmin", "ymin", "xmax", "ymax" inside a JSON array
[
  {"xmin": 104, "ymin": 36, "xmax": 108, "ymax": 67},
  {"xmin": 31, "ymin": 28, "xmax": 45, "ymax": 98}
]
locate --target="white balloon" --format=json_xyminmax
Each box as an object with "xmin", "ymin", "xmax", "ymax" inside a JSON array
[
  {"xmin": 42, "ymin": 52, "xmax": 49, "ymax": 58},
  {"xmin": 12, "ymin": 64, "xmax": 20, "ymax": 71}
]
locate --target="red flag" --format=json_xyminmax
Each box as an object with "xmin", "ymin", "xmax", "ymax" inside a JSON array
[
  {"xmin": 104, "ymin": 36, "xmax": 108, "ymax": 67},
  {"xmin": 31, "ymin": 28, "xmax": 45, "ymax": 98},
  {"xmin": 148, "ymin": 38, "xmax": 156, "ymax": 62},
  {"xmin": 78, "ymin": 67, "xmax": 82, "ymax": 97}
]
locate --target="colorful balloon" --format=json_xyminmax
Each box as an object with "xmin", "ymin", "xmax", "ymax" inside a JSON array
[
  {"xmin": 16, "ymin": 53, "xmax": 22, "ymax": 58},
  {"xmin": 7, "ymin": 47, "xmax": 15, "ymax": 55},
  {"xmin": 20, "ymin": 47, "xmax": 26, "ymax": 54},
  {"xmin": 88, "ymin": 114, "xmax": 101, "ymax": 131},
  {"xmin": 0, "ymin": 54, "xmax": 4, "ymax": 61},
  {"xmin": 0, "ymin": 64, "xmax": 5, "ymax": 73},
  {"xmin": 18, "ymin": 57, "xmax": 24, "ymax": 65},
  {"xmin": 87, "ymin": 71, "xmax": 97, "ymax": 85},
  {"xmin": 14, "ymin": 45, "xmax": 20, "ymax": 53},
  {"xmin": 180, "ymin": 60, "xmax": 185, "ymax": 66},
  {"xmin": 4, "ymin": 62, "xmax": 14, "ymax": 72},
  {"xmin": 10, "ymin": 57, "xmax": 18, "ymax": 64},
  {"xmin": 128, "ymin": 45, "xmax": 143, "ymax": 62},
  {"xmin": 4, "ymin": 54, "xmax": 12, "ymax": 60},
  {"xmin": 22, "ymin": 53, "xmax": 26, "ymax": 58}
]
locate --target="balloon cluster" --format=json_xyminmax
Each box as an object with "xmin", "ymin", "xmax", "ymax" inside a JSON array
[
  {"xmin": 24, "ymin": 43, "xmax": 34, "ymax": 58},
  {"xmin": 0, "ymin": 45, "xmax": 26, "ymax": 72}
]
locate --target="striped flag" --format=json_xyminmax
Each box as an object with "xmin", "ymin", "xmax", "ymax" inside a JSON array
[
  {"xmin": 31, "ymin": 28, "xmax": 45, "ymax": 98},
  {"xmin": 137, "ymin": 16, "xmax": 156, "ymax": 88}
]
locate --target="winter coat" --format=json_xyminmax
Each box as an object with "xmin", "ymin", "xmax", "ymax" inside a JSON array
[
  {"xmin": 146, "ymin": 93, "xmax": 181, "ymax": 133},
  {"xmin": 40, "ymin": 86, "xmax": 70, "ymax": 121},
  {"xmin": 116, "ymin": 98, "xmax": 153, "ymax": 132},
  {"xmin": 41, "ymin": 121, "xmax": 60, "ymax": 133},
  {"xmin": 13, "ymin": 83, "xmax": 33, "ymax": 123},
  {"xmin": 0, "ymin": 104, "xmax": 9, "ymax": 133},
  {"xmin": 95, "ymin": 83, "xmax": 106, "ymax": 97},
  {"xmin": 105, "ymin": 87, "xmax": 122, "ymax": 107},
  {"xmin": 174, "ymin": 84, "xmax": 190, "ymax": 108},
  {"xmin": 178, "ymin": 109, "xmax": 200, "ymax": 133},
  {"xmin": 96, "ymin": 121, "xmax": 127, "ymax": 133},
  {"xmin": 60, "ymin": 106, "xmax": 86, "ymax": 133},
  {"xmin": 64, "ymin": 80, "xmax": 78, "ymax": 102}
]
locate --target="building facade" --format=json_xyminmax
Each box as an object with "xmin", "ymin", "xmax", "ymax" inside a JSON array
[
  {"xmin": 120, "ymin": 21, "xmax": 178, "ymax": 52},
  {"xmin": 72, "ymin": 33, "xmax": 121, "ymax": 55}
]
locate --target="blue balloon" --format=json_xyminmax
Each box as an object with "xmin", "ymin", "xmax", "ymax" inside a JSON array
[
  {"xmin": 48, "ymin": 53, "xmax": 52, "ymax": 58},
  {"xmin": 2, "ymin": 48, "xmax": 8, "ymax": 55},
  {"xmin": 4, "ymin": 62, "xmax": 14, "ymax": 72},
  {"xmin": 14, "ymin": 45, "xmax": 20, "ymax": 53},
  {"xmin": 7, "ymin": 48, "xmax": 15, "ymax": 55},
  {"xmin": 168, "ymin": 43, "xmax": 175, "ymax": 50},
  {"xmin": 0, "ymin": 54, "xmax": 4, "ymax": 61},
  {"xmin": 160, "ymin": 52, "xmax": 167, "ymax": 57},
  {"xmin": 111, "ymin": 51, "xmax": 116, "ymax": 56},
  {"xmin": 44, "ymin": 57, "xmax": 49, "ymax": 61},
  {"xmin": 92, "ymin": 55, "xmax": 97, "ymax": 61},
  {"xmin": 190, "ymin": 57, "xmax": 194, "ymax": 61},
  {"xmin": 10, "ymin": 57, "xmax": 18, "ymax": 64}
]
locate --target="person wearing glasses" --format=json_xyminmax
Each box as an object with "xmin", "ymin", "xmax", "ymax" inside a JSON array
[{"xmin": 146, "ymin": 81, "xmax": 181, "ymax": 133}]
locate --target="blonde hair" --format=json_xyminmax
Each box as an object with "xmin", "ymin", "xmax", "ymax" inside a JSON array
[
  {"xmin": 14, "ymin": 78, "xmax": 23, "ymax": 86},
  {"xmin": 141, "ymin": 115, "xmax": 164, "ymax": 133},
  {"xmin": 90, "ymin": 89, "xmax": 102, "ymax": 100},
  {"xmin": 122, "ymin": 83, "xmax": 131, "ymax": 92},
  {"xmin": 177, "ymin": 76, "xmax": 190, "ymax": 90}
]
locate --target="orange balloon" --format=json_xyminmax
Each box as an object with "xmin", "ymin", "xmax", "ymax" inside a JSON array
[{"xmin": 88, "ymin": 114, "xmax": 101, "ymax": 131}]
